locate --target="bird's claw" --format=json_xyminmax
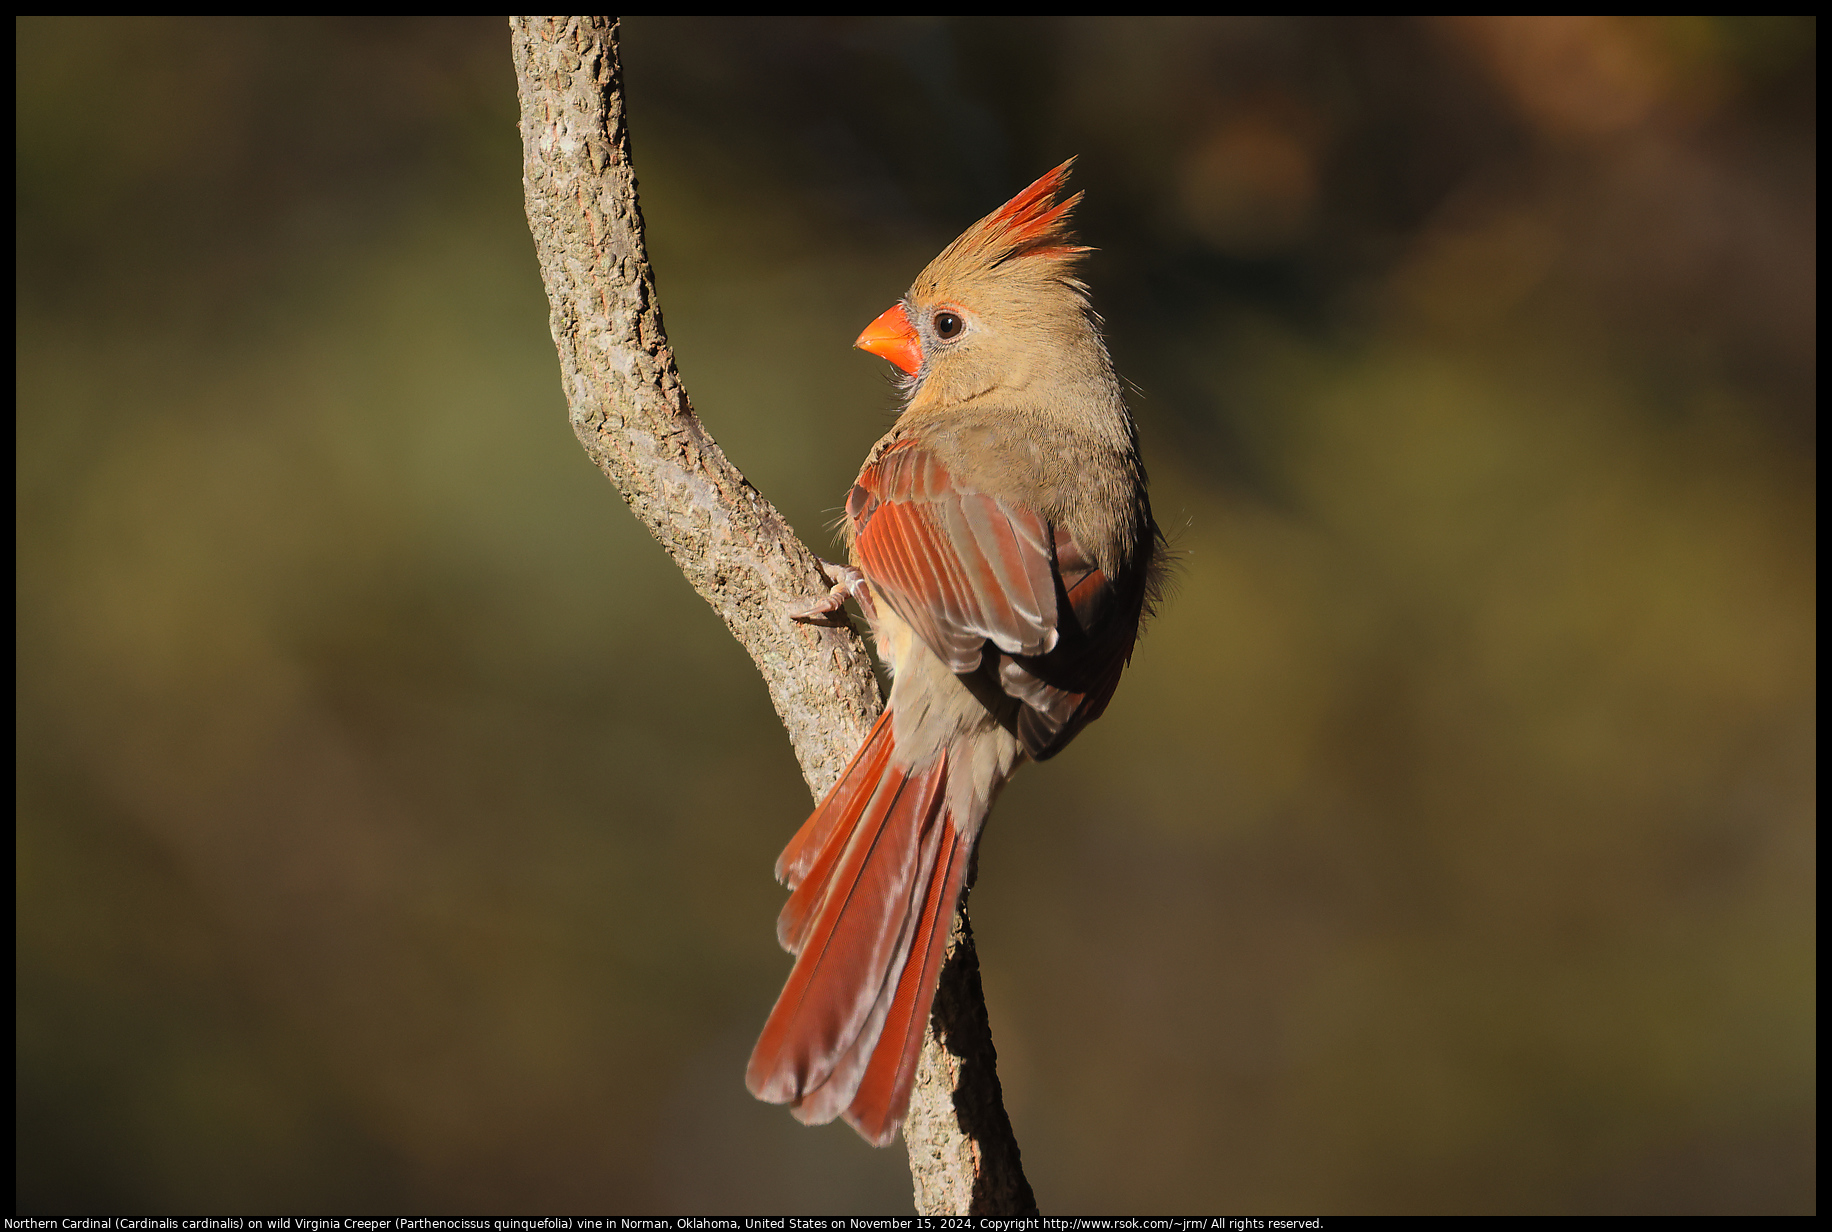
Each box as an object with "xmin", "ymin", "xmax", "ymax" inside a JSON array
[{"xmin": 789, "ymin": 560, "xmax": 872, "ymax": 624}]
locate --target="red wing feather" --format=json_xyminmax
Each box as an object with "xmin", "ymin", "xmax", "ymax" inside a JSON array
[
  {"xmin": 1054, "ymin": 524, "xmax": 1109, "ymax": 632},
  {"xmin": 850, "ymin": 445, "xmax": 1057, "ymax": 671},
  {"xmin": 1003, "ymin": 525, "xmax": 1150, "ymax": 760}
]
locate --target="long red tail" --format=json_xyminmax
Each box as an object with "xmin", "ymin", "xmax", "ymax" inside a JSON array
[{"xmin": 746, "ymin": 710, "xmax": 972, "ymax": 1146}]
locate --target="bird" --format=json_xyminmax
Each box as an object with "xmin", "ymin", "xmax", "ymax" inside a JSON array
[{"xmin": 746, "ymin": 159, "xmax": 1166, "ymax": 1146}]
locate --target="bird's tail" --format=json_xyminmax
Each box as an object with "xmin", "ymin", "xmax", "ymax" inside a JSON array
[{"xmin": 745, "ymin": 709, "xmax": 972, "ymax": 1146}]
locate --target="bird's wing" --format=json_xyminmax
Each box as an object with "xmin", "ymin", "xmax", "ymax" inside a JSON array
[
  {"xmin": 1001, "ymin": 521, "xmax": 1142, "ymax": 760},
  {"xmin": 848, "ymin": 442, "xmax": 1059, "ymax": 672},
  {"xmin": 849, "ymin": 441, "xmax": 1145, "ymax": 760}
]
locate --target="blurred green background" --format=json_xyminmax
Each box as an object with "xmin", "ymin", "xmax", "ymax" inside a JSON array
[{"xmin": 15, "ymin": 16, "xmax": 1815, "ymax": 1214}]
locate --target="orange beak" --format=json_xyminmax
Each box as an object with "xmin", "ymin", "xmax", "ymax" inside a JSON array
[{"xmin": 854, "ymin": 303, "xmax": 922, "ymax": 375}]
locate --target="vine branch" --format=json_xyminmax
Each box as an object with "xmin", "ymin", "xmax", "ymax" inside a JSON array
[{"xmin": 509, "ymin": 16, "xmax": 1034, "ymax": 1216}]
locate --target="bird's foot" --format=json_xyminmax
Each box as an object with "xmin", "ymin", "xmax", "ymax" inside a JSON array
[{"xmin": 789, "ymin": 560, "xmax": 874, "ymax": 624}]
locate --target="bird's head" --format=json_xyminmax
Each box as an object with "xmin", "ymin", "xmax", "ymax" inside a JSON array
[{"xmin": 855, "ymin": 159, "xmax": 1096, "ymax": 408}]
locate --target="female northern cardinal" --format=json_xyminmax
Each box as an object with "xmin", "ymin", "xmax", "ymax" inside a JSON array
[{"xmin": 746, "ymin": 160, "xmax": 1165, "ymax": 1146}]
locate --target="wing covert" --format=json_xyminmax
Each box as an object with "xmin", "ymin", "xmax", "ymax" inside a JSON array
[{"xmin": 849, "ymin": 445, "xmax": 1057, "ymax": 672}]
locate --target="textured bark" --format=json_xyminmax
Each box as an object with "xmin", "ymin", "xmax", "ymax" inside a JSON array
[
  {"xmin": 510, "ymin": 17, "xmax": 1035, "ymax": 1216},
  {"xmin": 903, "ymin": 882, "xmax": 1038, "ymax": 1217}
]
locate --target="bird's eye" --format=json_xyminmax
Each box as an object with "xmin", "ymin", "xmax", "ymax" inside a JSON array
[{"xmin": 933, "ymin": 311, "xmax": 963, "ymax": 340}]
